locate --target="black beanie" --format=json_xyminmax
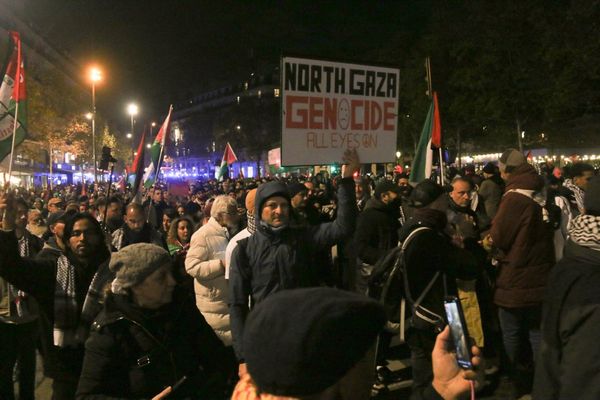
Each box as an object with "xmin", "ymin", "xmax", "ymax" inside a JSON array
[
  {"xmin": 482, "ymin": 162, "xmax": 496, "ymax": 175},
  {"xmin": 287, "ymin": 183, "xmax": 307, "ymax": 198},
  {"xmin": 243, "ymin": 287, "xmax": 386, "ymax": 397},
  {"xmin": 410, "ymin": 179, "xmax": 448, "ymax": 208}
]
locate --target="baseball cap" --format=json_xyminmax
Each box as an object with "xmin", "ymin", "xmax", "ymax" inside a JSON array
[{"xmin": 498, "ymin": 149, "xmax": 526, "ymax": 173}]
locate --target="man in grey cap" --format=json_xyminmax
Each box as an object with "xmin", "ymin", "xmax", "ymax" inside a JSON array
[{"xmin": 490, "ymin": 148, "xmax": 555, "ymax": 396}]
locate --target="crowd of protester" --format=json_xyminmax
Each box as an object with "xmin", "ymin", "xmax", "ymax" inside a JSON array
[{"xmin": 0, "ymin": 147, "xmax": 598, "ymax": 399}]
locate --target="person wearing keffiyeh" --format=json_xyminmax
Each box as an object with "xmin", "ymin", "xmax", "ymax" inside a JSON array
[
  {"xmin": 534, "ymin": 175, "xmax": 600, "ymax": 399},
  {"xmin": 0, "ymin": 197, "xmax": 43, "ymax": 400},
  {"xmin": 0, "ymin": 197, "xmax": 111, "ymax": 400}
]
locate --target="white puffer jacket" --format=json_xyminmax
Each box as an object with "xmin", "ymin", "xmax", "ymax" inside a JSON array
[{"xmin": 185, "ymin": 217, "xmax": 231, "ymax": 345}]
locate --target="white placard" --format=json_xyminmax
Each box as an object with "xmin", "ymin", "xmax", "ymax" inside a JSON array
[{"xmin": 281, "ymin": 56, "xmax": 400, "ymax": 166}]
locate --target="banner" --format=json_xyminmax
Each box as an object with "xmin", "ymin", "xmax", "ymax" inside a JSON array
[{"xmin": 281, "ymin": 56, "xmax": 399, "ymax": 166}]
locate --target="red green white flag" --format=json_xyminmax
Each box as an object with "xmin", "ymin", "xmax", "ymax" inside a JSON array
[
  {"xmin": 0, "ymin": 31, "xmax": 26, "ymax": 164},
  {"xmin": 410, "ymin": 92, "xmax": 442, "ymax": 184},
  {"xmin": 143, "ymin": 105, "xmax": 172, "ymax": 188},
  {"xmin": 216, "ymin": 142, "xmax": 237, "ymax": 181}
]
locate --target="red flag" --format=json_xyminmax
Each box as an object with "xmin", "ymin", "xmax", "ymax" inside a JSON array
[
  {"xmin": 430, "ymin": 92, "xmax": 442, "ymax": 149},
  {"xmin": 224, "ymin": 142, "xmax": 238, "ymax": 165},
  {"xmin": 8, "ymin": 32, "xmax": 25, "ymax": 102}
]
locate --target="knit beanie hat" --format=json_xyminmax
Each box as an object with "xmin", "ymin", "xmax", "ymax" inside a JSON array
[
  {"xmin": 584, "ymin": 175, "xmax": 600, "ymax": 215},
  {"xmin": 243, "ymin": 287, "xmax": 386, "ymax": 397},
  {"xmin": 410, "ymin": 179, "xmax": 447, "ymax": 208},
  {"xmin": 498, "ymin": 149, "xmax": 526, "ymax": 173},
  {"xmin": 287, "ymin": 183, "xmax": 307, "ymax": 198},
  {"xmin": 110, "ymin": 243, "xmax": 171, "ymax": 294},
  {"xmin": 482, "ymin": 162, "xmax": 496, "ymax": 175}
]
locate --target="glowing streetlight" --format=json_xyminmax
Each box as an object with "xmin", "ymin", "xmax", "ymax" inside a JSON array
[
  {"xmin": 146, "ymin": 143, "xmax": 151, "ymax": 149},
  {"xmin": 127, "ymin": 103, "xmax": 139, "ymax": 139},
  {"xmin": 85, "ymin": 112, "xmax": 93, "ymax": 120},
  {"xmin": 126, "ymin": 133, "xmax": 132, "ymax": 139},
  {"xmin": 88, "ymin": 66, "xmax": 103, "ymax": 182}
]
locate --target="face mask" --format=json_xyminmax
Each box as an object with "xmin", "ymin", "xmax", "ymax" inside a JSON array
[
  {"xmin": 399, "ymin": 186, "xmax": 412, "ymax": 197},
  {"xmin": 388, "ymin": 197, "xmax": 403, "ymax": 209}
]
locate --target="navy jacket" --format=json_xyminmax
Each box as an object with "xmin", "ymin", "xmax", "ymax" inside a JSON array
[{"xmin": 229, "ymin": 178, "xmax": 357, "ymax": 360}]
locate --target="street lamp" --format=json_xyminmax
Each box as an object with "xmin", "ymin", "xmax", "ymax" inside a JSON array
[
  {"xmin": 126, "ymin": 133, "xmax": 132, "ymax": 139},
  {"xmin": 127, "ymin": 102, "xmax": 139, "ymax": 139},
  {"xmin": 89, "ymin": 66, "xmax": 102, "ymax": 183}
]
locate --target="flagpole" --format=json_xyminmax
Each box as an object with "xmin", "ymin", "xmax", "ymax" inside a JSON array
[
  {"xmin": 6, "ymin": 100, "xmax": 20, "ymax": 184},
  {"xmin": 425, "ymin": 57, "xmax": 444, "ymax": 185},
  {"xmin": 152, "ymin": 143, "xmax": 165, "ymax": 188},
  {"xmin": 6, "ymin": 34, "xmax": 22, "ymax": 187},
  {"xmin": 150, "ymin": 105, "xmax": 171, "ymax": 188}
]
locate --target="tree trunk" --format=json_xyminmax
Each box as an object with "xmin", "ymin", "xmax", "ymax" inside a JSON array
[
  {"xmin": 516, "ymin": 118, "xmax": 523, "ymax": 152},
  {"xmin": 456, "ymin": 127, "xmax": 462, "ymax": 169},
  {"xmin": 256, "ymin": 152, "xmax": 261, "ymax": 178}
]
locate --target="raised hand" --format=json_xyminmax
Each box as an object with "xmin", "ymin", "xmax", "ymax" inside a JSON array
[{"xmin": 341, "ymin": 148, "xmax": 361, "ymax": 178}]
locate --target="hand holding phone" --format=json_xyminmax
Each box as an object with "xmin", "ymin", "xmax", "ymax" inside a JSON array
[{"xmin": 443, "ymin": 296, "xmax": 473, "ymax": 369}]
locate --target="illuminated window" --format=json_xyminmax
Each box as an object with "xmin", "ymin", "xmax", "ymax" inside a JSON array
[
  {"xmin": 274, "ymin": 88, "xmax": 280, "ymax": 97},
  {"xmin": 257, "ymin": 90, "xmax": 262, "ymax": 98},
  {"xmin": 244, "ymin": 82, "xmax": 248, "ymax": 90},
  {"xmin": 236, "ymin": 96, "xmax": 240, "ymax": 104}
]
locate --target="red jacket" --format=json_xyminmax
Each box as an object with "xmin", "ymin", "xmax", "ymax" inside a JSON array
[{"xmin": 491, "ymin": 164, "xmax": 555, "ymax": 308}]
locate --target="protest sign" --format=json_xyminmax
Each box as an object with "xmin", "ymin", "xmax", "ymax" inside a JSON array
[{"xmin": 281, "ymin": 56, "xmax": 400, "ymax": 166}]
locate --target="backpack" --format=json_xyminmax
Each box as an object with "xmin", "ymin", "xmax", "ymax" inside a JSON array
[{"xmin": 367, "ymin": 226, "xmax": 446, "ymax": 342}]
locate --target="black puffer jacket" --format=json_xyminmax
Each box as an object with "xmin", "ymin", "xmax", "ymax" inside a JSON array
[
  {"xmin": 76, "ymin": 289, "xmax": 235, "ymax": 399},
  {"xmin": 533, "ymin": 239, "xmax": 600, "ymax": 400},
  {"xmin": 229, "ymin": 178, "xmax": 357, "ymax": 360}
]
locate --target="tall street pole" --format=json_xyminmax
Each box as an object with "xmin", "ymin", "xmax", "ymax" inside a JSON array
[{"xmin": 92, "ymin": 80, "xmax": 97, "ymax": 183}]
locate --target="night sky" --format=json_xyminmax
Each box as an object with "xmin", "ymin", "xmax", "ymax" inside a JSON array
[{"xmin": 24, "ymin": 1, "xmax": 424, "ymax": 127}]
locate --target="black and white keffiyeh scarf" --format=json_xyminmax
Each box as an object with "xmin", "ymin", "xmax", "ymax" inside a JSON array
[
  {"xmin": 568, "ymin": 215, "xmax": 600, "ymax": 252},
  {"xmin": 53, "ymin": 255, "xmax": 114, "ymax": 347},
  {"xmin": 6, "ymin": 236, "xmax": 32, "ymax": 319},
  {"xmin": 564, "ymin": 179, "xmax": 585, "ymax": 214}
]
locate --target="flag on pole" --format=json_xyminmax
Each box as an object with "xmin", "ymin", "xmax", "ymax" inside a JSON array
[
  {"xmin": 216, "ymin": 142, "xmax": 237, "ymax": 181},
  {"xmin": 143, "ymin": 105, "xmax": 172, "ymax": 188},
  {"xmin": 131, "ymin": 128, "xmax": 147, "ymax": 198},
  {"xmin": 410, "ymin": 92, "xmax": 442, "ymax": 185},
  {"xmin": 0, "ymin": 31, "xmax": 26, "ymax": 163}
]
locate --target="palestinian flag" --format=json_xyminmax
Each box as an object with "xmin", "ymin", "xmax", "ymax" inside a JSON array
[
  {"xmin": 410, "ymin": 92, "xmax": 441, "ymax": 185},
  {"xmin": 130, "ymin": 128, "xmax": 147, "ymax": 198},
  {"xmin": 0, "ymin": 31, "xmax": 26, "ymax": 163},
  {"xmin": 143, "ymin": 105, "xmax": 172, "ymax": 188},
  {"xmin": 216, "ymin": 142, "xmax": 237, "ymax": 181}
]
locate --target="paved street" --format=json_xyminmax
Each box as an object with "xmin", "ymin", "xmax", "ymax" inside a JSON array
[{"xmin": 29, "ymin": 345, "xmax": 526, "ymax": 400}]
